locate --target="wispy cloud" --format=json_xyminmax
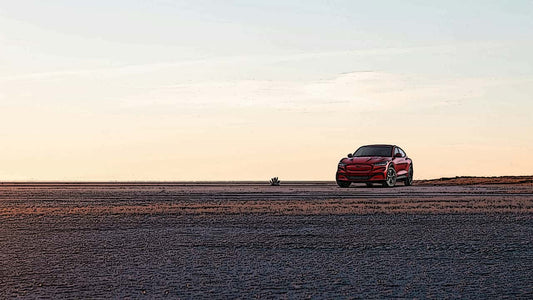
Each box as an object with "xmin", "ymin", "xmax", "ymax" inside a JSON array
[
  {"xmin": 116, "ymin": 71, "xmax": 525, "ymax": 115},
  {"xmin": 0, "ymin": 41, "xmax": 510, "ymax": 82}
]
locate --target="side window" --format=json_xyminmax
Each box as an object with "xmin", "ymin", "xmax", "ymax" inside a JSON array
[
  {"xmin": 394, "ymin": 147, "xmax": 400, "ymax": 156},
  {"xmin": 399, "ymin": 148, "xmax": 406, "ymax": 157}
]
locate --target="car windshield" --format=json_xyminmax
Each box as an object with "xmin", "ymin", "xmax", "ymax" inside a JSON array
[{"xmin": 353, "ymin": 145, "xmax": 393, "ymax": 157}]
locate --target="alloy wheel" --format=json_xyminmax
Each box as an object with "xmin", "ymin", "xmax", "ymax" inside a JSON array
[{"xmin": 384, "ymin": 168, "xmax": 397, "ymax": 187}]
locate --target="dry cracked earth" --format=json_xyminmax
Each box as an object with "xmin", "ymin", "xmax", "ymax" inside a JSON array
[{"xmin": 1, "ymin": 179, "xmax": 532, "ymax": 298}]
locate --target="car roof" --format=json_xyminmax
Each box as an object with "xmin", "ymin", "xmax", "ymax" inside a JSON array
[{"xmin": 361, "ymin": 144, "xmax": 396, "ymax": 147}]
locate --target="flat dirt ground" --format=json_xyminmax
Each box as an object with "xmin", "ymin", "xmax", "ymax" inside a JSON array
[{"xmin": 1, "ymin": 178, "xmax": 532, "ymax": 298}]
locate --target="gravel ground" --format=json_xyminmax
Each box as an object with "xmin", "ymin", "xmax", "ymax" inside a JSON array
[{"xmin": 1, "ymin": 183, "xmax": 532, "ymax": 298}]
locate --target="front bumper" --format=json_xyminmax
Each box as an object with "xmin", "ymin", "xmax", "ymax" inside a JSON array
[{"xmin": 336, "ymin": 166, "xmax": 387, "ymax": 182}]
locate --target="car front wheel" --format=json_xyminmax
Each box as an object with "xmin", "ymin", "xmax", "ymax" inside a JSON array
[
  {"xmin": 383, "ymin": 167, "xmax": 397, "ymax": 187},
  {"xmin": 336, "ymin": 180, "xmax": 351, "ymax": 188}
]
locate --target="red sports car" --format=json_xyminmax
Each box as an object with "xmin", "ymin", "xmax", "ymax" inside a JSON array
[{"xmin": 336, "ymin": 144, "xmax": 413, "ymax": 188}]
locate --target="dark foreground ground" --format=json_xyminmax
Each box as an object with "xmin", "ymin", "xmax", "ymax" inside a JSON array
[{"xmin": 1, "ymin": 181, "xmax": 532, "ymax": 298}]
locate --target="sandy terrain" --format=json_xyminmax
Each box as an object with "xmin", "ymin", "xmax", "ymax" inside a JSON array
[
  {"xmin": 416, "ymin": 175, "xmax": 533, "ymax": 186},
  {"xmin": 1, "ymin": 179, "xmax": 532, "ymax": 298}
]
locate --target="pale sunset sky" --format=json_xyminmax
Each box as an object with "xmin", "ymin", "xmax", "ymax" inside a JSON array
[{"xmin": 1, "ymin": 0, "xmax": 532, "ymax": 181}]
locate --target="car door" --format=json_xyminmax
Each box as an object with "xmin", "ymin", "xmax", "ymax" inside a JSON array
[{"xmin": 394, "ymin": 147, "xmax": 409, "ymax": 176}]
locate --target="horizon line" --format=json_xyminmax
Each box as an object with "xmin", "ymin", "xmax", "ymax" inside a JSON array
[{"xmin": 1, "ymin": 175, "xmax": 531, "ymax": 185}]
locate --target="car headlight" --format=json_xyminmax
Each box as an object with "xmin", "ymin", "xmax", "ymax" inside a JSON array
[
  {"xmin": 338, "ymin": 163, "xmax": 346, "ymax": 169},
  {"xmin": 373, "ymin": 161, "xmax": 388, "ymax": 166}
]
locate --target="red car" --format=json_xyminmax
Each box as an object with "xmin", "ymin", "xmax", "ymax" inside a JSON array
[{"xmin": 336, "ymin": 144, "xmax": 413, "ymax": 188}]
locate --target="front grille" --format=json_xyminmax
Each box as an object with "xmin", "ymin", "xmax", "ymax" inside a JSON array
[{"xmin": 346, "ymin": 164, "xmax": 372, "ymax": 172}]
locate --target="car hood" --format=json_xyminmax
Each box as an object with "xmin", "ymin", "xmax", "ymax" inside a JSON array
[{"xmin": 341, "ymin": 157, "xmax": 391, "ymax": 164}]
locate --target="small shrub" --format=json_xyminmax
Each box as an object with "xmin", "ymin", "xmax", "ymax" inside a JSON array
[{"xmin": 270, "ymin": 177, "xmax": 280, "ymax": 186}]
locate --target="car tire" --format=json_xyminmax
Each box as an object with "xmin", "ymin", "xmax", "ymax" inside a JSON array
[
  {"xmin": 404, "ymin": 165, "xmax": 413, "ymax": 186},
  {"xmin": 382, "ymin": 166, "xmax": 397, "ymax": 187},
  {"xmin": 365, "ymin": 183, "xmax": 373, "ymax": 188},
  {"xmin": 336, "ymin": 180, "xmax": 351, "ymax": 188}
]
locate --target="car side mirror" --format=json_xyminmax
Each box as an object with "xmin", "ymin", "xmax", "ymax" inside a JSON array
[
  {"xmin": 347, "ymin": 153, "xmax": 353, "ymax": 158},
  {"xmin": 394, "ymin": 153, "xmax": 402, "ymax": 158}
]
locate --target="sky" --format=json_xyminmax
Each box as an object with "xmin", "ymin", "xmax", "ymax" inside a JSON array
[{"xmin": 1, "ymin": 0, "xmax": 532, "ymax": 181}]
